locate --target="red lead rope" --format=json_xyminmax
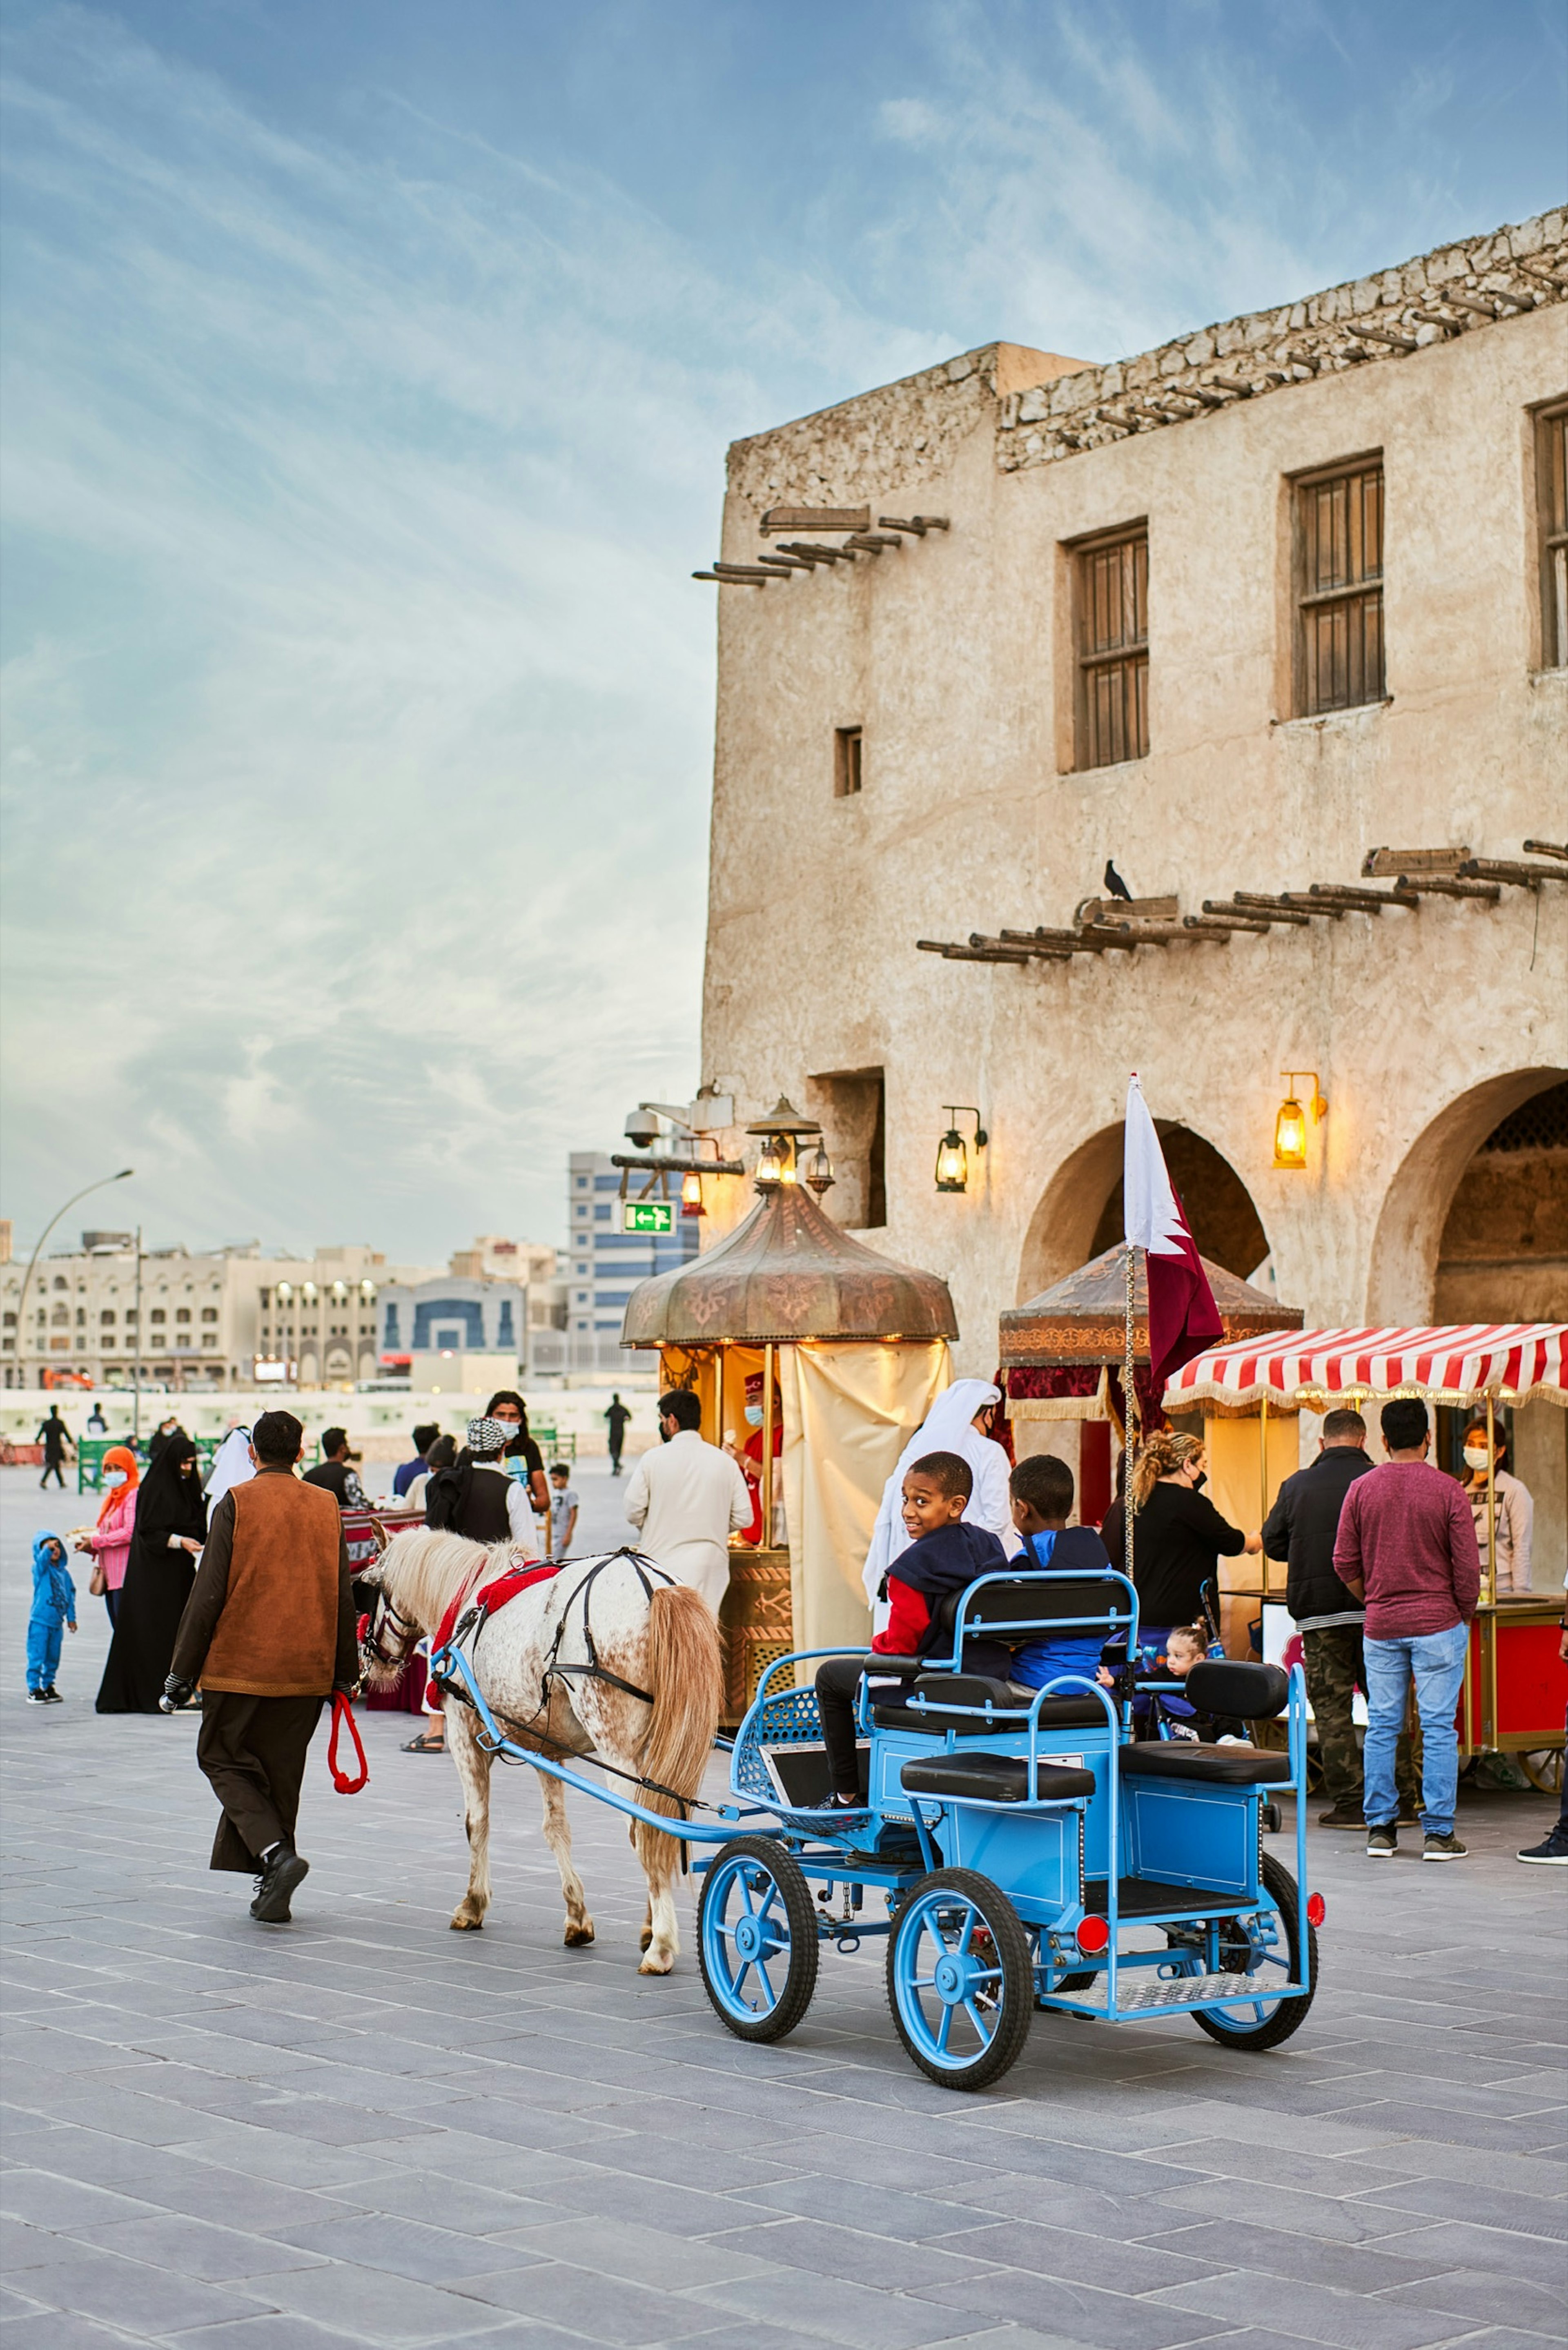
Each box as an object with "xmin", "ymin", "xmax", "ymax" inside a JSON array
[{"xmin": 327, "ymin": 1691, "xmax": 369, "ymax": 1794}]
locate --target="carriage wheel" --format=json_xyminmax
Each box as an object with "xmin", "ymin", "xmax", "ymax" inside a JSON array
[
  {"xmin": 886, "ymin": 1869, "xmax": 1033, "ymax": 2090},
  {"xmin": 1520, "ymin": 1747, "xmax": 1564, "ymax": 1798},
  {"xmin": 1181, "ymin": 1851, "xmax": 1317, "ymax": 2052},
  {"xmin": 697, "ymin": 1837, "xmax": 819, "ymax": 2043}
]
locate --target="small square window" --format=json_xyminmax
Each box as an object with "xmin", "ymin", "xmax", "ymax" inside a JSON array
[{"xmin": 833, "ymin": 726, "xmax": 863, "ymax": 797}]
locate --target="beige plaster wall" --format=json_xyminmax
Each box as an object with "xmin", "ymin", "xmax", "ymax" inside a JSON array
[{"xmin": 699, "ymin": 221, "xmax": 1568, "ymax": 1383}]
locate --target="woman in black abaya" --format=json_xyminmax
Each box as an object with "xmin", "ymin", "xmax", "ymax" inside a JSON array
[{"xmin": 96, "ymin": 1434, "xmax": 208, "ymax": 1713}]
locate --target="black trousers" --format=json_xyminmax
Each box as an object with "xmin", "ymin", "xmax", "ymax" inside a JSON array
[
  {"xmin": 815, "ymin": 1657, "xmax": 899, "ymax": 1797},
  {"xmin": 196, "ymin": 1692, "xmax": 324, "ymax": 1872}
]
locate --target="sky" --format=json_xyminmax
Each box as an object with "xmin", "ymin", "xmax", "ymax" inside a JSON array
[{"xmin": 2, "ymin": 0, "xmax": 1563, "ymax": 1263}]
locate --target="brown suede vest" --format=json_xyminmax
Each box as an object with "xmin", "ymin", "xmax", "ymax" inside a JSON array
[{"xmin": 200, "ymin": 1473, "xmax": 343, "ymax": 1697}]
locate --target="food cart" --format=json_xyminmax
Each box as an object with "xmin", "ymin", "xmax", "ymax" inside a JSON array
[
  {"xmin": 1164, "ymin": 1323, "xmax": 1567, "ymax": 1784},
  {"xmin": 621, "ymin": 1113, "xmax": 959, "ymax": 1721}
]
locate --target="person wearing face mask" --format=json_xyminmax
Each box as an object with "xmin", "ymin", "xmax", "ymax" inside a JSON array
[
  {"xmin": 96, "ymin": 1433, "xmax": 208, "ymax": 1712},
  {"xmin": 733, "ymin": 1370, "xmax": 782, "ymax": 1546},
  {"xmin": 1101, "ymin": 1431, "xmax": 1260, "ymax": 1654},
  {"xmin": 483, "ymin": 1390, "xmax": 550, "ymax": 1540},
  {"xmin": 1460, "ymin": 1424, "xmax": 1533, "ymax": 1594},
  {"xmin": 75, "ymin": 1445, "xmax": 140, "ymax": 1627}
]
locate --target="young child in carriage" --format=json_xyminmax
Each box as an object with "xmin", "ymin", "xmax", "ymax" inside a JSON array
[{"xmin": 815, "ymin": 1450, "xmax": 1012, "ymax": 1807}]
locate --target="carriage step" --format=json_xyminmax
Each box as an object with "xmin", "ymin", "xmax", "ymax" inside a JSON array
[{"xmin": 1116, "ymin": 1972, "xmax": 1256, "ymax": 2011}]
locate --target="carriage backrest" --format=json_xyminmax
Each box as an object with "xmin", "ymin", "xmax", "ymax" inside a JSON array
[
  {"xmin": 1184, "ymin": 1659, "xmax": 1290, "ymax": 1720},
  {"xmin": 925, "ymin": 1568, "xmax": 1139, "ymax": 1671}
]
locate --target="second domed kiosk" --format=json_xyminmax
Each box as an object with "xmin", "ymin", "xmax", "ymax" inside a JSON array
[{"xmin": 621, "ymin": 1105, "xmax": 959, "ymax": 1714}]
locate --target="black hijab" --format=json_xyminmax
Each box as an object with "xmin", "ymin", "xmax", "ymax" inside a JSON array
[
  {"xmin": 97, "ymin": 1434, "xmax": 208, "ymax": 1714},
  {"xmin": 130, "ymin": 1433, "xmax": 207, "ymax": 1558}
]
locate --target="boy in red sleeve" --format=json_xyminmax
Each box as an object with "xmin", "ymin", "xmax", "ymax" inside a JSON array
[{"xmin": 814, "ymin": 1451, "xmax": 1011, "ymax": 1806}]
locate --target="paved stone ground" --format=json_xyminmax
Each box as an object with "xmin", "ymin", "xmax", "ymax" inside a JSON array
[{"xmin": 4, "ymin": 1460, "xmax": 1565, "ymax": 2350}]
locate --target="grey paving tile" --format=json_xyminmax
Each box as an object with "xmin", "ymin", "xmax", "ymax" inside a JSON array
[
  {"xmin": 1374, "ymin": 2270, "xmax": 1568, "ymax": 2334},
  {"xmin": 485, "ymin": 2212, "xmax": 776, "ymax": 2288},
  {"xmin": 688, "ymin": 2269, "xmax": 1017, "ymax": 2349},
  {"xmin": 931, "ymin": 2222, "xmax": 1227, "ymax": 2294},
  {"xmin": 62, "ymin": 2214, "xmax": 331, "ymax": 2282},
  {"xmin": 166, "ymin": 2321, "xmax": 371, "ymax": 2350},
  {"xmin": 0, "ymin": 2170, "xmax": 163, "ymax": 2231},
  {"xmin": 1360, "ymin": 2216, "xmax": 1568, "ymax": 2283},
  {"xmin": 311, "ymin": 2172, "xmax": 569, "ymax": 2236},
  {"xmin": 265, "ymin": 2214, "xmax": 548, "ymax": 2287},
  {"xmin": 11, "ymin": 2244, "xmax": 269, "ymax": 2336},
  {"xmin": 195, "ymin": 2263, "xmax": 511, "ymax": 2345},
  {"xmin": 4, "ymin": 2317, "xmax": 147, "ymax": 2350},
  {"xmin": 1351, "ymin": 2177, "xmax": 1568, "ymax": 2237},
  {"xmin": 454, "ymin": 2260, "xmax": 723, "ymax": 2342},
  {"xmin": 910, "ymin": 2272, "xmax": 1232, "ymax": 2350},
  {"xmin": 1151, "ymin": 2271, "xmax": 1484, "ymax": 2350},
  {"xmin": 706, "ymin": 2214, "xmax": 1003, "ymax": 2290},
  {"xmin": 1138, "ymin": 2219, "xmax": 1461, "ymax": 2291},
  {"xmin": 520, "ymin": 2167, "xmax": 780, "ymax": 2239},
  {"xmin": 1127, "ymin": 2182, "xmax": 1425, "ymax": 2247},
  {"xmin": 747, "ymin": 2174, "xmax": 1017, "ymax": 2241}
]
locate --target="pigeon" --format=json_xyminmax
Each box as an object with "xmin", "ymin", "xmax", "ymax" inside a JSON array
[{"xmin": 1103, "ymin": 860, "xmax": 1133, "ymax": 902}]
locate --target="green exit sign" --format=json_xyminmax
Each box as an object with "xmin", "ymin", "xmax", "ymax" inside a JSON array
[{"xmin": 623, "ymin": 1200, "xmax": 674, "ymax": 1234}]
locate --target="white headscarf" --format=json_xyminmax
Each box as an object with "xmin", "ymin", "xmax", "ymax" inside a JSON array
[
  {"xmin": 862, "ymin": 1377, "xmax": 1021, "ymax": 1608},
  {"xmin": 205, "ymin": 1425, "xmax": 256, "ymax": 1510}
]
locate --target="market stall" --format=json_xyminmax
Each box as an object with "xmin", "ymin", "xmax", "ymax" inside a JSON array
[
  {"xmin": 621, "ymin": 1107, "xmax": 958, "ymax": 1717},
  {"xmin": 1164, "ymin": 1323, "xmax": 1567, "ymax": 1775}
]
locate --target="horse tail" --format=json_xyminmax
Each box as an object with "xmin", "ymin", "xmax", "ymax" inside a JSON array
[{"xmin": 631, "ymin": 1583, "xmax": 723, "ymax": 1879}]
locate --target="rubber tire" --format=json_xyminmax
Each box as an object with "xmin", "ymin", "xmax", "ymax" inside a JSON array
[
  {"xmin": 1189, "ymin": 1849, "xmax": 1317, "ymax": 2052},
  {"xmin": 886, "ymin": 1868, "xmax": 1033, "ymax": 2091},
  {"xmin": 697, "ymin": 1836, "xmax": 819, "ymax": 2045}
]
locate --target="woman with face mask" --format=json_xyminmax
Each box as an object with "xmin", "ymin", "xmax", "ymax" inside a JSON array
[
  {"xmin": 96, "ymin": 1434, "xmax": 208, "ymax": 1712},
  {"xmin": 75, "ymin": 1445, "xmax": 140, "ymax": 1627},
  {"xmin": 1461, "ymin": 1424, "xmax": 1533, "ymax": 1594},
  {"xmin": 1101, "ymin": 1431, "xmax": 1261, "ymax": 1656}
]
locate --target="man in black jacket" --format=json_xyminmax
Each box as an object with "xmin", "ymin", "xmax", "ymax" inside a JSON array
[{"xmin": 1264, "ymin": 1409, "xmax": 1414, "ymax": 1828}]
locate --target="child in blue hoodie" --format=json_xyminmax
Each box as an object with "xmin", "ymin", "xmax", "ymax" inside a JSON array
[{"xmin": 27, "ymin": 1534, "xmax": 77, "ymax": 1704}]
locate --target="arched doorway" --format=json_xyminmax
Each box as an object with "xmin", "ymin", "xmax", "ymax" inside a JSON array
[
  {"xmin": 1016, "ymin": 1121, "xmax": 1269, "ymax": 1304},
  {"xmin": 1435, "ymin": 1079, "xmax": 1568, "ymax": 1323}
]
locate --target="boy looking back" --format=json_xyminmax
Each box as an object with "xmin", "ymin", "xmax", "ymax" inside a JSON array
[
  {"xmin": 1007, "ymin": 1454, "xmax": 1114, "ymax": 1695},
  {"xmin": 815, "ymin": 1451, "xmax": 1010, "ymax": 1805}
]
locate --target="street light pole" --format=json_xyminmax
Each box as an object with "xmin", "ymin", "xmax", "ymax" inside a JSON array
[
  {"xmin": 13, "ymin": 1169, "xmax": 134, "ymax": 1394},
  {"xmin": 132, "ymin": 1225, "xmax": 145, "ymax": 1444}
]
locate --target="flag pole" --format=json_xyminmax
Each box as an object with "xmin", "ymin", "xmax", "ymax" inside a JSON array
[{"xmin": 1123, "ymin": 1238, "xmax": 1138, "ymax": 1592}]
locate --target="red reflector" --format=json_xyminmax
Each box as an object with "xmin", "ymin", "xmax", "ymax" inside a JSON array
[
  {"xmin": 1076, "ymin": 1915, "xmax": 1110, "ymax": 1954},
  {"xmin": 1306, "ymin": 1892, "xmax": 1326, "ymax": 1927}
]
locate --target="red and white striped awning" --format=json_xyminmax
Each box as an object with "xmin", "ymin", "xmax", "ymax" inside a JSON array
[{"xmin": 1163, "ymin": 1323, "xmax": 1568, "ymax": 1410}]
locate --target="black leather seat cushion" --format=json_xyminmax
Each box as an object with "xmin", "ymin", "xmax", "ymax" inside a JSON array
[
  {"xmin": 872, "ymin": 1693, "xmax": 1105, "ymax": 1733},
  {"xmin": 1120, "ymin": 1740, "xmax": 1293, "ymax": 1785},
  {"xmin": 1184, "ymin": 1659, "xmax": 1289, "ymax": 1720},
  {"xmin": 901, "ymin": 1754, "xmax": 1097, "ymax": 1803}
]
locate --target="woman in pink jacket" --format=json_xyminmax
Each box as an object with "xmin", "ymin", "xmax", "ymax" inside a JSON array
[{"xmin": 76, "ymin": 1446, "xmax": 139, "ymax": 1628}]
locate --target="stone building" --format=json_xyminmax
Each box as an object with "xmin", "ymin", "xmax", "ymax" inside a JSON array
[{"xmin": 694, "ymin": 209, "xmax": 1568, "ymax": 1554}]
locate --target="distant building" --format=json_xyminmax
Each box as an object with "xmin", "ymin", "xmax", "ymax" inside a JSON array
[{"xmin": 534, "ymin": 1152, "xmax": 699, "ymax": 1380}]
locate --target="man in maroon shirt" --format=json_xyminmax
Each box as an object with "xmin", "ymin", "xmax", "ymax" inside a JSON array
[{"xmin": 1334, "ymin": 1398, "xmax": 1480, "ymax": 1862}]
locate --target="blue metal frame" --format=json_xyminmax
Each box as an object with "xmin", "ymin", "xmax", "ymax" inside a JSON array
[{"xmin": 429, "ymin": 1564, "xmax": 1316, "ymax": 2040}]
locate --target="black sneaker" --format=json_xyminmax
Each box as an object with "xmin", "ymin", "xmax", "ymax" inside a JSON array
[
  {"xmin": 25, "ymin": 1690, "xmax": 48, "ymax": 1706},
  {"xmin": 1366, "ymin": 1824, "xmax": 1397, "ymax": 1857},
  {"xmin": 1517, "ymin": 1828, "xmax": 1568, "ymax": 1865},
  {"xmin": 1422, "ymin": 1831, "xmax": 1467, "ymax": 1863},
  {"xmin": 250, "ymin": 1847, "xmax": 309, "ymax": 1923},
  {"xmin": 1317, "ymin": 1799, "xmax": 1364, "ymax": 1829},
  {"xmin": 42, "ymin": 1687, "xmax": 64, "ymax": 1704}
]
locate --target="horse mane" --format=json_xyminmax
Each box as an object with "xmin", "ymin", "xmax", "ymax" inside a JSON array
[{"xmin": 378, "ymin": 1526, "xmax": 510, "ymax": 1634}]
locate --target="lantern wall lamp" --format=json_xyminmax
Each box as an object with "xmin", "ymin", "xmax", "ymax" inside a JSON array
[
  {"xmin": 1273, "ymin": 1071, "xmax": 1328, "ymax": 1170},
  {"xmin": 746, "ymin": 1097, "xmax": 833, "ymax": 1196},
  {"xmin": 935, "ymin": 1106, "xmax": 988, "ymax": 1193}
]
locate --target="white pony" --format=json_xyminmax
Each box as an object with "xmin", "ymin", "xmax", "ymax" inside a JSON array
[{"xmin": 363, "ymin": 1530, "xmax": 723, "ymax": 1974}]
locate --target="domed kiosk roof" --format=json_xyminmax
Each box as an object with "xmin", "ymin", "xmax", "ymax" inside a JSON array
[
  {"xmin": 621, "ymin": 1184, "xmax": 958, "ymax": 1348},
  {"xmin": 1000, "ymin": 1244, "xmax": 1301, "ymax": 1367}
]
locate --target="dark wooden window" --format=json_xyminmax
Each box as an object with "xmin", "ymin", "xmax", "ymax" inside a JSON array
[
  {"xmin": 1537, "ymin": 401, "xmax": 1568, "ymax": 667},
  {"xmin": 833, "ymin": 725, "xmax": 862, "ymax": 797},
  {"xmin": 1073, "ymin": 526, "xmax": 1148, "ymax": 770},
  {"xmin": 1296, "ymin": 457, "xmax": 1384, "ymax": 713}
]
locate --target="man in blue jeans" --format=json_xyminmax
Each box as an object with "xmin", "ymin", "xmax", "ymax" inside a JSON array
[{"xmin": 1333, "ymin": 1398, "xmax": 1480, "ymax": 1862}]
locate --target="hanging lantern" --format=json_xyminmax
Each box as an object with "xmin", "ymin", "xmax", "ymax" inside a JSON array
[
  {"xmin": 803, "ymin": 1141, "xmax": 835, "ymax": 1195},
  {"xmin": 935, "ymin": 1126, "xmax": 969, "ymax": 1192},
  {"xmin": 1273, "ymin": 1071, "xmax": 1327, "ymax": 1170},
  {"xmin": 680, "ymin": 1169, "xmax": 705, "ymax": 1217},
  {"xmin": 754, "ymin": 1137, "xmax": 785, "ymax": 1191}
]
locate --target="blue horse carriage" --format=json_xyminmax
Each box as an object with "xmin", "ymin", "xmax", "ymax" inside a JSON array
[{"xmin": 439, "ymin": 1560, "xmax": 1321, "ymax": 2092}]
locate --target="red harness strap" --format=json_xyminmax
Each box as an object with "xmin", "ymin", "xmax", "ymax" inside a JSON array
[
  {"xmin": 327, "ymin": 1691, "xmax": 369, "ymax": 1794},
  {"xmin": 432, "ymin": 1557, "xmax": 562, "ymax": 1659}
]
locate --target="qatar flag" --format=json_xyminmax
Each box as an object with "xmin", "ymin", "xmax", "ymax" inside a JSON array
[{"xmin": 1124, "ymin": 1076, "xmax": 1224, "ymax": 1388}]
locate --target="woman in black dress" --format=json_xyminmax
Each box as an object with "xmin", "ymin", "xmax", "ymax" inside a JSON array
[
  {"xmin": 1102, "ymin": 1430, "xmax": 1260, "ymax": 1648},
  {"xmin": 96, "ymin": 1434, "xmax": 208, "ymax": 1713}
]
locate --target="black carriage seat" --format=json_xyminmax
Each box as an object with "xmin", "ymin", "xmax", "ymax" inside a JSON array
[
  {"xmin": 901, "ymin": 1753, "xmax": 1097, "ymax": 1804},
  {"xmin": 960, "ymin": 1575, "xmax": 1134, "ymax": 1634},
  {"xmin": 1183, "ymin": 1659, "xmax": 1290, "ymax": 1718},
  {"xmin": 1120, "ymin": 1742, "xmax": 1293, "ymax": 1785},
  {"xmin": 870, "ymin": 1672, "xmax": 1105, "ymax": 1735}
]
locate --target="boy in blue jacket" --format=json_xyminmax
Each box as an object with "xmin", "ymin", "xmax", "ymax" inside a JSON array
[
  {"xmin": 27, "ymin": 1533, "xmax": 77, "ymax": 1704},
  {"xmin": 1007, "ymin": 1454, "xmax": 1116, "ymax": 1695}
]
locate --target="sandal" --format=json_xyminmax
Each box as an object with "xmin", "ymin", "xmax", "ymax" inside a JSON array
[{"xmin": 401, "ymin": 1729, "xmax": 446, "ymax": 1753}]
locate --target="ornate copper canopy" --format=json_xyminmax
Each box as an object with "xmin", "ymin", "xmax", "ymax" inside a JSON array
[
  {"xmin": 1000, "ymin": 1244, "xmax": 1301, "ymax": 1367},
  {"xmin": 621, "ymin": 1183, "xmax": 958, "ymax": 1347}
]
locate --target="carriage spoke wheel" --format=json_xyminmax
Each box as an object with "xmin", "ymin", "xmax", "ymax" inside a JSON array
[
  {"xmin": 1175, "ymin": 1850, "xmax": 1317, "ymax": 2052},
  {"xmin": 1520, "ymin": 1747, "xmax": 1564, "ymax": 1798},
  {"xmin": 697, "ymin": 1837, "xmax": 818, "ymax": 2043},
  {"xmin": 886, "ymin": 1868, "xmax": 1033, "ymax": 2090}
]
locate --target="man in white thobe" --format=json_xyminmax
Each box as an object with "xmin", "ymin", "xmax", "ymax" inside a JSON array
[{"xmin": 624, "ymin": 1390, "xmax": 751, "ymax": 1616}]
